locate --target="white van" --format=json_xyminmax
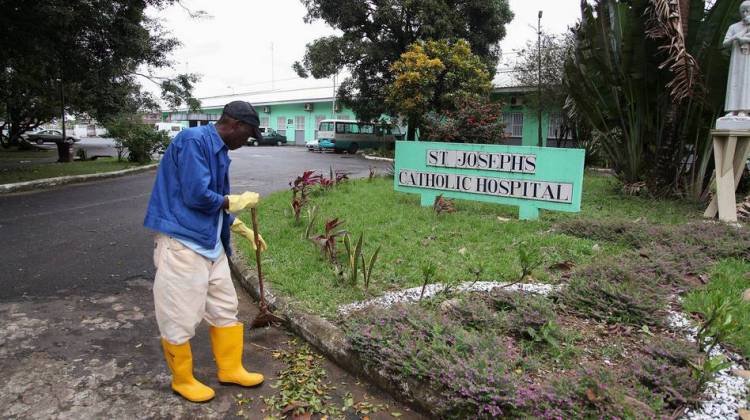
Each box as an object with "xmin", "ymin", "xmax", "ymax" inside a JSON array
[{"xmin": 154, "ymin": 123, "xmax": 185, "ymax": 138}]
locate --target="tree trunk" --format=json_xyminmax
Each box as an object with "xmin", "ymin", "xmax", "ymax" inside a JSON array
[
  {"xmin": 407, "ymin": 116, "xmax": 418, "ymax": 141},
  {"xmin": 679, "ymin": 0, "xmax": 689, "ymax": 36},
  {"xmin": 8, "ymin": 122, "xmax": 22, "ymax": 147},
  {"xmin": 56, "ymin": 140, "xmax": 73, "ymax": 162}
]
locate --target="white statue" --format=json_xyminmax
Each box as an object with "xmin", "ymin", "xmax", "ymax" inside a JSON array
[{"xmin": 717, "ymin": 1, "xmax": 750, "ymax": 129}]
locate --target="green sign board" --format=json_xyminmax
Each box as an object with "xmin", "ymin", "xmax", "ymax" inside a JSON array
[{"xmin": 394, "ymin": 141, "xmax": 585, "ymax": 220}]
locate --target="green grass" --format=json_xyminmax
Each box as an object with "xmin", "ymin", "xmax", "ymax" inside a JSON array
[
  {"xmin": 236, "ymin": 172, "xmax": 702, "ymax": 317},
  {"xmin": 0, "ymin": 157, "xmax": 146, "ymax": 184},
  {"xmin": 683, "ymin": 259, "xmax": 750, "ymax": 358},
  {"xmin": 549, "ymin": 171, "xmax": 704, "ymax": 224},
  {"xmin": 0, "ymin": 147, "xmax": 56, "ymax": 161}
]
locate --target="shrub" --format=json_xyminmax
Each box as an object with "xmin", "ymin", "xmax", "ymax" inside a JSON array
[
  {"xmin": 513, "ymin": 369, "xmax": 651, "ymax": 418},
  {"xmin": 344, "ymin": 304, "xmax": 520, "ymax": 419},
  {"xmin": 556, "ymin": 219, "xmax": 660, "ymax": 248},
  {"xmin": 422, "ymin": 96, "xmax": 507, "ymax": 144},
  {"xmin": 633, "ymin": 339, "xmax": 702, "ymax": 409},
  {"xmin": 490, "ymin": 290, "xmax": 556, "ymax": 334},
  {"xmin": 105, "ymin": 116, "xmax": 170, "ymax": 163},
  {"xmin": 441, "ymin": 295, "xmax": 501, "ymax": 331},
  {"xmin": 559, "ymin": 265, "xmax": 666, "ymax": 326},
  {"xmin": 558, "ymin": 219, "xmax": 750, "ymax": 261}
]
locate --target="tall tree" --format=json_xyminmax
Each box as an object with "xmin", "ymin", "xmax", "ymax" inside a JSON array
[
  {"xmin": 386, "ymin": 39, "xmax": 492, "ymax": 139},
  {"xmin": 513, "ymin": 32, "xmax": 575, "ymax": 114},
  {"xmin": 565, "ymin": 0, "xmax": 742, "ymax": 199},
  {"xmin": 294, "ymin": 0, "xmax": 513, "ymax": 121},
  {"xmin": 0, "ymin": 0, "xmax": 199, "ymax": 161}
]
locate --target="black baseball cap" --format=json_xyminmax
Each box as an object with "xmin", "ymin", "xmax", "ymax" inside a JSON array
[{"xmin": 222, "ymin": 101, "xmax": 263, "ymax": 140}]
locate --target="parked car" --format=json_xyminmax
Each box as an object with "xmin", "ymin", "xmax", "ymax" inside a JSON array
[
  {"xmin": 306, "ymin": 139, "xmax": 320, "ymax": 152},
  {"xmin": 247, "ymin": 128, "xmax": 287, "ymax": 146},
  {"xmin": 25, "ymin": 129, "xmax": 79, "ymax": 144}
]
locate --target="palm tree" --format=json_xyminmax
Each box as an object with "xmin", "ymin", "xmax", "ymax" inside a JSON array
[{"xmin": 565, "ymin": 0, "xmax": 742, "ymax": 199}]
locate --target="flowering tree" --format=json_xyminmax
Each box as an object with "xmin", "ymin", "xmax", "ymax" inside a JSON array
[
  {"xmin": 422, "ymin": 96, "xmax": 506, "ymax": 144},
  {"xmin": 386, "ymin": 39, "xmax": 492, "ymax": 140}
]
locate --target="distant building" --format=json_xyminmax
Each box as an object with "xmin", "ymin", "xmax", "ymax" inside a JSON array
[
  {"xmin": 491, "ymin": 86, "xmax": 572, "ymax": 147},
  {"xmin": 162, "ymin": 85, "xmax": 354, "ymax": 146},
  {"xmin": 161, "ymin": 81, "xmax": 570, "ymax": 147}
]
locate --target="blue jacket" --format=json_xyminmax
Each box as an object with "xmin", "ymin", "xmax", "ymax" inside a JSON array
[{"xmin": 144, "ymin": 124, "xmax": 235, "ymax": 256}]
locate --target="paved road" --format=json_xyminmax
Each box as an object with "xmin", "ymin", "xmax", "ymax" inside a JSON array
[
  {"xmin": 0, "ymin": 146, "xmax": 389, "ymax": 299},
  {"xmin": 0, "ymin": 146, "xmax": 410, "ymax": 419}
]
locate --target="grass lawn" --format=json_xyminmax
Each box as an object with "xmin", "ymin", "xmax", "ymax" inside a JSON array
[
  {"xmin": 236, "ymin": 172, "xmax": 703, "ymax": 317},
  {"xmin": 683, "ymin": 258, "xmax": 750, "ymax": 358},
  {"xmin": 0, "ymin": 146, "xmax": 56, "ymax": 162},
  {"xmin": 0, "ymin": 156, "xmax": 146, "ymax": 184}
]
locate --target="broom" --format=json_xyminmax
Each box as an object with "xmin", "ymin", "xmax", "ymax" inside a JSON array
[{"xmin": 249, "ymin": 207, "xmax": 285, "ymax": 328}]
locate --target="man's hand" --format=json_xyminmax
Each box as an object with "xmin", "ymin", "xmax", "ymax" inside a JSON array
[
  {"xmin": 231, "ymin": 218, "xmax": 268, "ymax": 252},
  {"xmin": 226, "ymin": 192, "xmax": 260, "ymax": 214}
]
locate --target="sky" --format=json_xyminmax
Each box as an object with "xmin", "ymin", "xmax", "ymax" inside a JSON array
[{"xmin": 142, "ymin": 0, "xmax": 582, "ymax": 100}]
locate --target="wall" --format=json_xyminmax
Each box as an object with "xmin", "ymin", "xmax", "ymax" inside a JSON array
[{"xmin": 492, "ymin": 91, "xmax": 566, "ymax": 147}]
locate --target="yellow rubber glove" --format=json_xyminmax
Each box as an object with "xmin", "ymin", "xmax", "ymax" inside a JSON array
[
  {"xmin": 226, "ymin": 192, "xmax": 260, "ymax": 214},
  {"xmin": 231, "ymin": 218, "xmax": 267, "ymax": 252}
]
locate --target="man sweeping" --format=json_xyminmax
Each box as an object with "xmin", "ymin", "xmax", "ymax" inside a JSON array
[{"xmin": 144, "ymin": 101, "xmax": 268, "ymax": 402}]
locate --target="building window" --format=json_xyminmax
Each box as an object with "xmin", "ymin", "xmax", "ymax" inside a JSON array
[
  {"xmin": 276, "ymin": 117, "xmax": 286, "ymax": 130},
  {"xmin": 502, "ymin": 112, "xmax": 524, "ymax": 138},
  {"xmin": 547, "ymin": 112, "xmax": 570, "ymax": 139},
  {"xmin": 295, "ymin": 116, "xmax": 305, "ymax": 130},
  {"xmin": 260, "ymin": 117, "xmax": 269, "ymax": 128}
]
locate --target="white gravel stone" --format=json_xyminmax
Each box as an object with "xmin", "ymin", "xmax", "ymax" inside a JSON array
[
  {"xmin": 668, "ymin": 310, "xmax": 749, "ymax": 420},
  {"xmin": 337, "ymin": 281, "xmax": 558, "ymax": 315}
]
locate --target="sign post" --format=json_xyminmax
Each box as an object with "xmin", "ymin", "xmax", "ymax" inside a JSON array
[{"xmin": 394, "ymin": 141, "xmax": 585, "ymax": 220}]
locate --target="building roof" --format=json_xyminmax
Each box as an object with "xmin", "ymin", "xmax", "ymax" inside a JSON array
[
  {"xmin": 166, "ymin": 85, "xmax": 337, "ymax": 112},
  {"xmin": 164, "ymin": 76, "xmax": 531, "ymax": 113}
]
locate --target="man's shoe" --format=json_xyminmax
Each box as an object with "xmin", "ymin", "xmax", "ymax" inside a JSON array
[
  {"xmin": 161, "ymin": 339, "xmax": 215, "ymax": 402},
  {"xmin": 209, "ymin": 324, "xmax": 264, "ymax": 387}
]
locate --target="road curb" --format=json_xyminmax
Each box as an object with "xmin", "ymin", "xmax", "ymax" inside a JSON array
[
  {"xmin": 227, "ymin": 245, "xmax": 435, "ymax": 415},
  {"xmin": 0, "ymin": 163, "xmax": 159, "ymax": 194},
  {"xmin": 362, "ymin": 154, "xmax": 394, "ymax": 162}
]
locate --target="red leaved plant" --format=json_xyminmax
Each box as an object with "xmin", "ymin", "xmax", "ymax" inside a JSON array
[{"xmin": 310, "ymin": 218, "xmax": 347, "ymax": 263}]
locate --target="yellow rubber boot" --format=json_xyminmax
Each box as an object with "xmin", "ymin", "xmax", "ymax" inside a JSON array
[
  {"xmin": 209, "ymin": 324, "xmax": 264, "ymax": 387},
  {"xmin": 161, "ymin": 339, "xmax": 215, "ymax": 402}
]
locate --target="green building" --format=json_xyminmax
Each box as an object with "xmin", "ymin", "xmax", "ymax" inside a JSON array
[
  {"xmin": 161, "ymin": 86, "xmax": 355, "ymax": 146},
  {"xmin": 162, "ymin": 84, "xmax": 570, "ymax": 147},
  {"xmin": 491, "ymin": 86, "xmax": 572, "ymax": 148}
]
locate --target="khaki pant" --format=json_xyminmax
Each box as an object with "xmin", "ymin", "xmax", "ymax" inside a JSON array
[{"xmin": 153, "ymin": 234, "xmax": 239, "ymax": 344}]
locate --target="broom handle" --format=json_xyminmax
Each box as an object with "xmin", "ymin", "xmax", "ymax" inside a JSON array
[{"xmin": 250, "ymin": 207, "xmax": 266, "ymax": 308}]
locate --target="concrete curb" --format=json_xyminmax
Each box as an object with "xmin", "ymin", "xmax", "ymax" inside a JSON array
[
  {"xmin": 227, "ymin": 246, "xmax": 436, "ymax": 416},
  {"xmin": 0, "ymin": 163, "xmax": 159, "ymax": 194},
  {"xmin": 362, "ymin": 154, "xmax": 394, "ymax": 162}
]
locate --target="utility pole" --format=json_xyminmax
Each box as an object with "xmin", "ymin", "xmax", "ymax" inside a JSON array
[
  {"xmin": 332, "ymin": 73, "xmax": 337, "ymax": 118},
  {"xmin": 271, "ymin": 42, "xmax": 275, "ymax": 90},
  {"xmin": 537, "ymin": 10, "xmax": 543, "ymax": 148}
]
